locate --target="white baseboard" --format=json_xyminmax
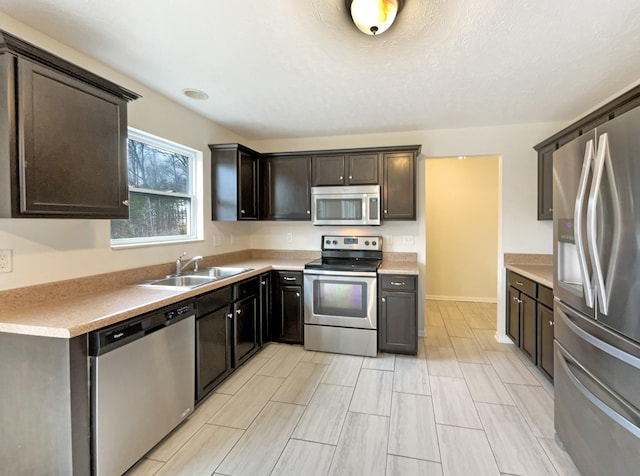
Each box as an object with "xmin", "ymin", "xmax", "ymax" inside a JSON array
[
  {"xmin": 425, "ymin": 295, "xmax": 497, "ymax": 303},
  {"xmin": 495, "ymin": 332, "xmax": 514, "ymax": 344}
]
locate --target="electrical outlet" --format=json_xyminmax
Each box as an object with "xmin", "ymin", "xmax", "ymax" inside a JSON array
[
  {"xmin": 286, "ymin": 233, "xmax": 293, "ymax": 243},
  {"xmin": 0, "ymin": 249, "xmax": 12, "ymax": 273},
  {"xmin": 402, "ymin": 235, "xmax": 414, "ymax": 246}
]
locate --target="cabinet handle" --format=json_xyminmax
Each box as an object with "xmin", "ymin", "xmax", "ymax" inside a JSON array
[
  {"xmin": 512, "ymin": 296, "xmax": 522, "ymax": 304},
  {"xmin": 227, "ymin": 313, "xmax": 233, "ymax": 319},
  {"xmin": 122, "ymin": 200, "xmax": 129, "ymax": 206},
  {"xmin": 549, "ymin": 321, "xmax": 555, "ymax": 326},
  {"xmin": 390, "ymin": 281, "xmax": 405, "ymax": 286},
  {"xmin": 261, "ymin": 281, "xmax": 266, "ymax": 285},
  {"xmin": 382, "ymin": 297, "xmax": 386, "ymax": 302},
  {"xmin": 296, "ymin": 293, "xmax": 300, "ymax": 297},
  {"xmin": 384, "ymin": 210, "xmax": 388, "ymax": 214},
  {"xmin": 283, "ymin": 276, "xmax": 296, "ymax": 281},
  {"xmin": 240, "ymin": 209, "xmax": 245, "ymax": 214},
  {"xmin": 307, "ymin": 210, "xmax": 310, "ymax": 214},
  {"xmin": 549, "ymin": 208, "xmax": 553, "ymax": 212},
  {"xmin": 349, "ymin": 175, "xmax": 353, "ymax": 179},
  {"xmin": 339, "ymin": 176, "xmax": 343, "ymax": 180},
  {"xmin": 236, "ymin": 309, "xmax": 242, "ymax": 315},
  {"xmin": 515, "ymin": 281, "xmax": 524, "ymax": 286}
]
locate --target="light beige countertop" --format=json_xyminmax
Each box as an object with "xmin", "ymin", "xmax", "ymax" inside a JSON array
[
  {"xmin": 379, "ymin": 259, "xmax": 419, "ymax": 275},
  {"xmin": 505, "ymin": 264, "xmax": 553, "ymax": 289},
  {"xmin": 0, "ymin": 250, "xmax": 418, "ymax": 338}
]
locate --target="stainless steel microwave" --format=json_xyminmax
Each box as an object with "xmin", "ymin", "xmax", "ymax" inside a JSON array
[{"xmin": 311, "ymin": 185, "xmax": 381, "ymax": 226}]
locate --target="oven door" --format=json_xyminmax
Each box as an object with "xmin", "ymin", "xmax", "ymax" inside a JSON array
[{"xmin": 304, "ymin": 270, "xmax": 377, "ymax": 330}]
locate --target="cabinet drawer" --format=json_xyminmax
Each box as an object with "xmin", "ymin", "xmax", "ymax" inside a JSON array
[
  {"xmin": 277, "ymin": 271, "xmax": 303, "ymax": 286},
  {"xmin": 507, "ymin": 271, "xmax": 536, "ymax": 298},
  {"xmin": 197, "ymin": 286, "xmax": 232, "ymax": 316},
  {"xmin": 380, "ymin": 275, "xmax": 416, "ymax": 291},
  {"xmin": 538, "ymin": 285, "xmax": 554, "ymax": 309},
  {"xmin": 234, "ymin": 277, "xmax": 260, "ymax": 301}
]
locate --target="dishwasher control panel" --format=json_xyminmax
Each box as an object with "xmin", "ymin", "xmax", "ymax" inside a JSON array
[{"xmin": 89, "ymin": 300, "xmax": 195, "ymax": 356}]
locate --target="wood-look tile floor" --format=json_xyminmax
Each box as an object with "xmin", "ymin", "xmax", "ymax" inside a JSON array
[{"xmin": 126, "ymin": 300, "xmax": 581, "ymax": 476}]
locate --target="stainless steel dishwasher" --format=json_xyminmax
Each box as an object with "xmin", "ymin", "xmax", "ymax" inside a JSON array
[{"xmin": 89, "ymin": 301, "xmax": 195, "ymax": 476}]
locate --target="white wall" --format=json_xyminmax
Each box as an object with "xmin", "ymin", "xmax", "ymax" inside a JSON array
[{"xmin": 0, "ymin": 13, "xmax": 252, "ymax": 291}]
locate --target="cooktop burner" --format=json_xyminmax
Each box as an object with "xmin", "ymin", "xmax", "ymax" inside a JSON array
[
  {"xmin": 304, "ymin": 258, "xmax": 381, "ymax": 273},
  {"xmin": 304, "ymin": 235, "xmax": 383, "ymax": 272}
]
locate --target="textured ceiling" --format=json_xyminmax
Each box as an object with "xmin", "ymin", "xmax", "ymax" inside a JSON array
[{"xmin": 1, "ymin": 0, "xmax": 639, "ymax": 140}]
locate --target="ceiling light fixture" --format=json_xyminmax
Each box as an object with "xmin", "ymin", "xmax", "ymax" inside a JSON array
[
  {"xmin": 346, "ymin": 0, "xmax": 403, "ymax": 36},
  {"xmin": 182, "ymin": 88, "xmax": 209, "ymax": 100}
]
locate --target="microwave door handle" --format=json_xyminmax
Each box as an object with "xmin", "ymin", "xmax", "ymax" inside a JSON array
[
  {"xmin": 575, "ymin": 139, "xmax": 596, "ymax": 308},
  {"xmin": 589, "ymin": 133, "xmax": 622, "ymax": 316}
]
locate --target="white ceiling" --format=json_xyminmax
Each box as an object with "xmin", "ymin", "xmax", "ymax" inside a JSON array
[{"xmin": 1, "ymin": 0, "xmax": 640, "ymax": 140}]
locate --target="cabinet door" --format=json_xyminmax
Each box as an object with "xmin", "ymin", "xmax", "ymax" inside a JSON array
[
  {"xmin": 17, "ymin": 59, "xmax": 129, "ymax": 218},
  {"xmin": 506, "ymin": 286, "xmax": 520, "ymax": 345},
  {"xmin": 312, "ymin": 155, "xmax": 346, "ymax": 186},
  {"xmin": 259, "ymin": 273, "xmax": 271, "ymax": 346},
  {"xmin": 275, "ymin": 285, "xmax": 303, "ymax": 344},
  {"xmin": 238, "ymin": 151, "xmax": 258, "ymax": 220},
  {"xmin": 521, "ymin": 293, "xmax": 537, "ymax": 363},
  {"xmin": 537, "ymin": 144, "xmax": 554, "ymax": 220},
  {"xmin": 382, "ymin": 152, "xmax": 415, "ymax": 220},
  {"xmin": 538, "ymin": 304, "xmax": 554, "ymax": 379},
  {"xmin": 262, "ymin": 156, "xmax": 311, "ymax": 220},
  {"xmin": 347, "ymin": 153, "xmax": 379, "ymax": 185},
  {"xmin": 196, "ymin": 306, "xmax": 232, "ymax": 402},
  {"xmin": 379, "ymin": 290, "xmax": 417, "ymax": 355},
  {"xmin": 233, "ymin": 295, "xmax": 258, "ymax": 367}
]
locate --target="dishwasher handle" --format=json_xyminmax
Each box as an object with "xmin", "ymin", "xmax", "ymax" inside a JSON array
[{"xmin": 89, "ymin": 301, "xmax": 195, "ymax": 356}]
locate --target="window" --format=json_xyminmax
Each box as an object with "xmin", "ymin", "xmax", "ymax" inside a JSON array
[{"xmin": 111, "ymin": 128, "xmax": 202, "ymax": 247}]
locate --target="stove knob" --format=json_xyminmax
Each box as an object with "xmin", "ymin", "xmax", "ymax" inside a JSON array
[
  {"xmin": 325, "ymin": 239, "xmax": 331, "ymax": 245},
  {"xmin": 365, "ymin": 241, "xmax": 370, "ymax": 246},
  {"xmin": 332, "ymin": 240, "xmax": 338, "ymax": 245},
  {"xmin": 372, "ymin": 241, "xmax": 377, "ymax": 246}
]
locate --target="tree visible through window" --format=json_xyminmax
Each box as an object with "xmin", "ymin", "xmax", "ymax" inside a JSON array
[{"xmin": 111, "ymin": 129, "xmax": 198, "ymax": 245}]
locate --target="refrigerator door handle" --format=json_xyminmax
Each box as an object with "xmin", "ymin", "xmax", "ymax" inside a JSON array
[
  {"xmin": 556, "ymin": 344, "xmax": 640, "ymax": 435},
  {"xmin": 587, "ymin": 133, "xmax": 621, "ymax": 316},
  {"xmin": 574, "ymin": 139, "xmax": 596, "ymax": 308},
  {"xmin": 557, "ymin": 302, "xmax": 640, "ymax": 368}
]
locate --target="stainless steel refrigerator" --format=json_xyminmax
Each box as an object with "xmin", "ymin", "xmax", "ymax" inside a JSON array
[{"xmin": 553, "ymin": 105, "xmax": 640, "ymax": 475}]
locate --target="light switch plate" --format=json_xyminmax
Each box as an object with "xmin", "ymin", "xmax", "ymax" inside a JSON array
[
  {"xmin": 286, "ymin": 233, "xmax": 293, "ymax": 243},
  {"xmin": 0, "ymin": 249, "xmax": 12, "ymax": 273}
]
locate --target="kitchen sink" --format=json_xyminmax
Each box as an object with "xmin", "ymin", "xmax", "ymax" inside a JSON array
[
  {"xmin": 137, "ymin": 275, "xmax": 217, "ymax": 289},
  {"xmin": 191, "ymin": 267, "xmax": 252, "ymax": 279},
  {"xmin": 135, "ymin": 267, "xmax": 252, "ymax": 289}
]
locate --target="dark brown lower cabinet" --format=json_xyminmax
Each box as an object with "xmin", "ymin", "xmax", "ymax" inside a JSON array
[
  {"xmin": 378, "ymin": 275, "xmax": 418, "ymax": 355},
  {"xmin": 273, "ymin": 271, "xmax": 304, "ymax": 344},
  {"xmin": 506, "ymin": 270, "xmax": 555, "ymax": 380},
  {"xmin": 232, "ymin": 277, "xmax": 260, "ymax": 367},
  {"xmin": 506, "ymin": 286, "xmax": 521, "ymax": 346},
  {"xmin": 520, "ymin": 293, "xmax": 537, "ymax": 361},
  {"xmin": 538, "ymin": 303, "xmax": 555, "ymax": 379}
]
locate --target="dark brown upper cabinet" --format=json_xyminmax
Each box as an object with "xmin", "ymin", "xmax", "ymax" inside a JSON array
[
  {"xmin": 382, "ymin": 150, "xmax": 416, "ymax": 220},
  {"xmin": 0, "ymin": 30, "xmax": 140, "ymax": 219},
  {"xmin": 261, "ymin": 155, "xmax": 311, "ymax": 220},
  {"xmin": 311, "ymin": 152, "xmax": 379, "ymax": 186},
  {"xmin": 209, "ymin": 143, "xmax": 421, "ymax": 223},
  {"xmin": 534, "ymin": 83, "xmax": 640, "ymax": 221},
  {"xmin": 209, "ymin": 144, "xmax": 260, "ymax": 221}
]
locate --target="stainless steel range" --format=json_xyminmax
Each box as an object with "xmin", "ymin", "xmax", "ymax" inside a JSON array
[{"xmin": 304, "ymin": 235, "xmax": 382, "ymax": 357}]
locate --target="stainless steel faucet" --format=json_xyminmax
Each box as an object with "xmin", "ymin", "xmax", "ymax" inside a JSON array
[{"xmin": 175, "ymin": 252, "xmax": 203, "ymax": 275}]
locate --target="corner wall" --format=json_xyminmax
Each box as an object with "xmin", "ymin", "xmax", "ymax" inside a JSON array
[{"xmin": 0, "ymin": 12, "xmax": 253, "ymax": 291}]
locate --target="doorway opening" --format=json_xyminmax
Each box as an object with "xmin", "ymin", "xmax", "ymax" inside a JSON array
[{"xmin": 425, "ymin": 155, "xmax": 500, "ymax": 302}]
